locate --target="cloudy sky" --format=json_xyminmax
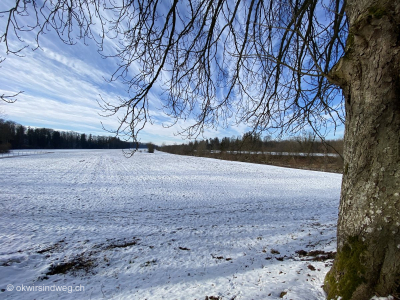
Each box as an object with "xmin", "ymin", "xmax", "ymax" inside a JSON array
[{"xmin": 0, "ymin": 1, "xmax": 344, "ymax": 145}]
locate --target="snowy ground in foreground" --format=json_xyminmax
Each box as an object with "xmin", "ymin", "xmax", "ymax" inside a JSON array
[{"xmin": 0, "ymin": 150, "xmax": 342, "ymax": 299}]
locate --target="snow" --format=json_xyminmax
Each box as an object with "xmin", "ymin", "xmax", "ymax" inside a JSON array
[{"xmin": 0, "ymin": 149, "xmax": 343, "ymax": 299}]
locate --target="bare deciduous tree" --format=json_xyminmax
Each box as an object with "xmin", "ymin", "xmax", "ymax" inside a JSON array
[{"xmin": 1, "ymin": 1, "xmax": 399, "ymax": 299}]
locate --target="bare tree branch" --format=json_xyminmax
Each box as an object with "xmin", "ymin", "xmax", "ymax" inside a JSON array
[{"xmin": 0, "ymin": 0, "xmax": 347, "ymax": 142}]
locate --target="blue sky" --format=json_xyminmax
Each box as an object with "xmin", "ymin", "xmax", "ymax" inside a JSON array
[
  {"xmin": 0, "ymin": 15, "xmax": 248, "ymax": 145},
  {"xmin": 0, "ymin": 1, "xmax": 344, "ymax": 145}
]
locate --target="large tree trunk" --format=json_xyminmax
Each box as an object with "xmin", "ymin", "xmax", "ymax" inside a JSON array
[{"xmin": 324, "ymin": 0, "xmax": 400, "ymax": 299}]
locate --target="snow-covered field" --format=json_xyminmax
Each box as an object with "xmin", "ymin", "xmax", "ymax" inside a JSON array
[{"xmin": 0, "ymin": 150, "xmax": 342, "ymax": 299}]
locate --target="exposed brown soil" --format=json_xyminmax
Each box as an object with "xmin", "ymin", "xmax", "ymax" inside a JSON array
[{"xmin": 194, "ymin": 152, "xmax": 343, "ymax": 173}]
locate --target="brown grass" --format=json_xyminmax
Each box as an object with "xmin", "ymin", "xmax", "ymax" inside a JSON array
[{"xmin": 195, "ymin": 152, "xmax": 343, "ymax": 173}]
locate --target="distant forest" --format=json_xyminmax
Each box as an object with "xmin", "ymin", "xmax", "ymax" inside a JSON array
[
  {"xmin": 159, "ymin": 132, "xmax": 344, "ymax": 173},
  {"xmin": 0, "ymin": 119, "xmax": 140, "ymax": 152},
  {"xmin": 160, "ymin": 131, "xmax": 344, "ymax": 156}
]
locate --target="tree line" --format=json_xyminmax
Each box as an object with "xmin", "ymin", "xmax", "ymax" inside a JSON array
[
  {"xmin": 0, "ymin": 119, "xmax": 135, "ymax": 152},
  {"xmin": 160, "ymin": 131, "xmax": 344, "ymax": 157}
]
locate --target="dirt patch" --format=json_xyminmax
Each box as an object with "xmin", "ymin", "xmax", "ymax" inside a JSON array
[
  {"xmin": 46, "ymin": 254, "xmax": 96, "ymax": 276},
  {"xmin": 178, "ymin": 247, "xmax": 190, "ymax": 251},
  {"xmin": 104, "ymin": 237, "xmax": 140, "ymax": 250},
  {"xmin": 296, "ymin": 249, "xmax": 336, "ymax": 261},
  {"xmin": 37, "ymin": 240, "xmax": 66, "ymax": 254},
  {"xmin": 93, "ymin": 237, "xmax": 141, "ymax": 250}
]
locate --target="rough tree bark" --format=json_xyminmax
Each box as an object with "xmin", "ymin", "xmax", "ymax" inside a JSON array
[{"xmin": 324, "ymin": 0, "xmax": 400, "ymax": 299}]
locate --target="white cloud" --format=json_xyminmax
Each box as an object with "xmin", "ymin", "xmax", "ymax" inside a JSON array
[{"xmin": 1, "ymin": 1, "xmax": 344, "ymax": 146}]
